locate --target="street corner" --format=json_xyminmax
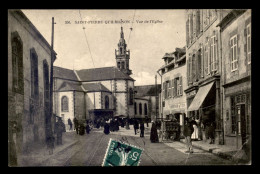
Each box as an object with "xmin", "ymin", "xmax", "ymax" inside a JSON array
[{"xmin": 102, "ymin": 138, "xmax": 144, "ymax": 166}]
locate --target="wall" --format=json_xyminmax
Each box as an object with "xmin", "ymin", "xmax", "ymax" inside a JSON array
[
  {"xmin": 74, "ymin": 91, "xmax": 85, "ymax": 120},
  {"xmin": 134, "ymin": 99, "xmax": 149, "ymax": 119},
  {"xmin": 58, "ymin": 91, "xmax": 74, "ymax": 130},
  {"xmin": 162, "ymin": 63, "xmax": 187, "ymax": 118},
  {"xmin": 8, "ymin": 10, "xmax": 53, "ymax": 157}
]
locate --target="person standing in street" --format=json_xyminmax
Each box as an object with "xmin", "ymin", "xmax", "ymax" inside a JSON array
[
  {"xmin": 140, "ymin": 120, "xmax": 145, "ymax": 137},
  {"xmin": 73, "ymin": 117, "xmax": 79, "ymax": 134},
  {"xmin": 86, "ymin": 120, "xmax": 90, "ymax": 134},
  {"xmin": 183, "ymin": 117, "xmax": 194, "ymax": 153},
  {"xmin": 150, "ymin": 121, "xmax": 159, "ymax": 143},
  {"xmin": 134, "ymin": 119, "xmax": 139, "ymax": 135},
  {"xmin": 104, "ymin": 120, "xmax": 110, "ymax": 135},
  {"xmin": 68, "ymin": 118, "xmax": 72, "ymax": 131},
  {"xmin": 55, "ymin": 117, "xmax": 65, "ymax": 145},
  {"xmin": 208, "ymin": 121, "xmax": 216, "ymax": 144}
]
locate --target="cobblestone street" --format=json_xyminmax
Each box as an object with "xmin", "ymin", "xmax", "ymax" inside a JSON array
[{"xmin": 38, "ymin": 126, "xmax": 235, "ymax": 166}]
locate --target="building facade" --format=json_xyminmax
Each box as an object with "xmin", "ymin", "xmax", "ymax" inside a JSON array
[
  {"xmin": 53, "ymin": 27, "xmax": 135, "ymax": 128},
  {"xmin": 217, "ymin": 9, "xmax": 251, "ymax": 150},
  {"xmin": 184, "ymin": 9, "xmax": 224, "ymax": 144},
  {"xmin": 8, "ymin": 10, "xmax": 56, "ymax": 166},
  {"xmin": 158, "ymin": 47, "xmax": 187, "ymax": 131},
  {"xmin": 134, "ymin": 85, "xmax": 161, "ymax": 121}
]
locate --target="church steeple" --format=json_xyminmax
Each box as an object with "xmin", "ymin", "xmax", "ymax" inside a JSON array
[{"xmin": 115, "ymin": 27, "xmax": 132, "ymax": 75}]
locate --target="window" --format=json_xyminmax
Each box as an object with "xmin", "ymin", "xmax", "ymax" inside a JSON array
[
  {"xmin": 230, "ymin": 35, "xmax": 238, "ymax": 72},
  {"xmin": 105, "ymin": 96, "xmax": 109, "ymax": 109},
  {"xmin": 129, "ymin": 88, "xmax": 134, "ymax": 105},
  {"xmin": 200, "ymin": 46, "xmax": 204, "ymax": 78},
  {"xmin": 164, "ymin": 81, "xmax": 168, "ymax": 99},
  {"xmin": 121, "ymin": 61, "xmax": 125, "ymax": 69},
  {"xmin": 117, "ymin": 62, "xmax": 120, "ymax": 68},
  {"xmin": 210, "ymin": 35, "xmax": 217, "ymax": 71},
  {"xmin": 144, "ymin": 103, "xmax": 148, "ymax": 115},
  {"xmin": 192, "ymin": 54, "xmax": 196, "ymax": 81},
  {"xmin": 11, "ymin": 32, "xmax": 23, "ymax": 93},
  {"xmin": 30, "ymin": 49, "xmax": 39, "ymax": 99},
  {"xmin": 43, "ymin": 60, "xmax": 50, "ymax": 101},
  {"xmin": 247, "ymin": 24, "xmax": 251, "ymax": 64},
  {"xmin": 61, "ymin": 96, "xmax": 69, "ymax": 112},
  {"xmin": 139, "ymin": 103, "xmax": 142, "ymax": 115},
  {"xmin": 167, "ymin": 80, "xmax": 171, "ymax": 98},
  {"xmin": 172, "ymin": 79, "xmax": 175, "ymax": 97},
  {"xmin": 134, "ymin": 102, "xmax": 137, "ymax": 114}
]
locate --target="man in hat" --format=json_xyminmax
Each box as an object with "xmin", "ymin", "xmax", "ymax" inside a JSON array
[{"xmin": 183, "ymin": 117, "xmax": 194, "ymax": 153}]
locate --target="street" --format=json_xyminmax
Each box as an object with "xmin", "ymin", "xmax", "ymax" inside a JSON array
[{"xmin": 41, "ymin": 126, "xmax": 235, "ymax": 166}]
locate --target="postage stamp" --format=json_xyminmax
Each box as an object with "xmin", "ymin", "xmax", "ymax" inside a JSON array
[{"xmin": 102, "ymin": 138, "xmax": 143, "ymax": 166}]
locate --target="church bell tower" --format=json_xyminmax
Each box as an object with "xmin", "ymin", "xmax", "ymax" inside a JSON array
[{"xmin": 115, "ymin": 27, "xmax": 132, "ymax": 75}]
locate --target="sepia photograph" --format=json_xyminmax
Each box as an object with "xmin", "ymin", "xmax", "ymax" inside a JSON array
[{"xmin": 7, "ymin": 9, "xmax": 252, "ymax": 166}]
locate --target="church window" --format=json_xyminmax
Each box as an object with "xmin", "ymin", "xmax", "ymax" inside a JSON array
[
  {"xmin": 61, "ymin": 96, "xmax": 69, "ymax": 112},
  {"xmin": 122, "ymin": 61, "xmax": 125, "ymax": 69},
  {"xmin": 30, "ymin": 48, "xmax": 39, "ymax": 99},
  {"xmin": 129, "ymin": 88, "xmax": 134, "ymax": 105},
  {"xmin": 144, "ymin": 103, "xmax": 148, "ymax": 115},
  {"xmin": 105, "ymin": 96, "xmax": 109, "ymax": 109},
  {"xmin": 134, "ymin": 102, "xmax": 137, "ymax": 114},
  {"xmin": 139, "ymin": 103, "xmax": 142, "ymax": 115},
  {"xmin": 11, "ymin": 32, "xmax": 23, "ymax": 94}
]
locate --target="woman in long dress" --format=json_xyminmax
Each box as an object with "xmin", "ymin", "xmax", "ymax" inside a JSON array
[{"xmin": 150, "ymin": 121, "xmax": 159, "ymax": 143}]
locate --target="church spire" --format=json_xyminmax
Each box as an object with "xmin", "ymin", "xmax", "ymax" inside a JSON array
[
  {"xmin": 120, "ymin": 26, "xmax": 124, "ymax": 39},
  {"xmin": 115, "ymin": 27, "xmax": 132, "ymax": 75}
]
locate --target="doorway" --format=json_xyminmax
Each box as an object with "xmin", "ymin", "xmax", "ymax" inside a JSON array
[{"xmin": 236, "ymin": 104, "xmax": 246, "ymax": 148}]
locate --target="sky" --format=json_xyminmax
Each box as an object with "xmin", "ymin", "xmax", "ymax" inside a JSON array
[{"xmin": 22, "ymin": 9, "xmax": 186, "ymax": 86}]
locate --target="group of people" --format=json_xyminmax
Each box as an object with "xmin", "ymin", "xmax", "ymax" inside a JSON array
[{"xmin": 73, "ymin": 117, "xmax": 92, "ymax": 135}]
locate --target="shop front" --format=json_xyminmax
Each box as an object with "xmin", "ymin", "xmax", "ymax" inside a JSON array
[{"xmin": 186, "ymin": 79, "xmax": 223, "ymax": 144}]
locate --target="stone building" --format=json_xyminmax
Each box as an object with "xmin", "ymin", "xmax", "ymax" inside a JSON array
[
  {"xmin": 134, "ymin": 85, "xmax": 161, "ymax": 121},
  {"xmin": 217, "ymin": 9, "xmax": 251, "ymax": 150},
  {"xmin": 157, "ymin": 47, "xmax": 187, "ymax": 132},
  {"xmin": 184, "ymin": 9, "xmax": 224, "ymax": 144},
  {"xmin": 53, "ymin": 27, "xmax": 135, "ymax": 129},
  {"xmin": 8, "ymin": 10, "xmax": 56, "ymax": 166}
]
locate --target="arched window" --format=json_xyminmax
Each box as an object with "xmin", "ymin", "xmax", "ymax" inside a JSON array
[
  {"xmin": 121, "ymin": 61, "xmax": 125, "ymax": 69},
  {"xmin": 61, "ymin": 96, "xmax": 69, "ymax": 112},
  {"xmin": 117, "ymin": 62, "xmax": 120, "ymax": 69},
  {"xmin": 105, "ymin": 96, "xmax": 109, "ymax": 109},
  {"xmin": 129, "ymin": 88, "xmax": 134, "ymax": 105},
  {"xmin": 11, "ymin": 32, "xmax": 23, "ymax": 94},
  {"xmin": 134, "ymin": 102, "xmax": 137, "ymax": 115},
  {"xmin": 30, "ymin": 48, "xmax": 39, "ymax": 99},
  {"xmin": 120, "ymin": 47, "xmax": 122, "ymax": 54},
  {"xmin": 139, "ymin": 103, "xmax": 142, "ymax": 115},
  {"xmin": 144, "ymin": 103, "xmax": 148, "ymax": 115}
]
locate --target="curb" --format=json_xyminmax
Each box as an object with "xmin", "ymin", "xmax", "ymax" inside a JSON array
[{"xmin": 179, "ymin": 139, "xmax": 234, "ymax": 161}]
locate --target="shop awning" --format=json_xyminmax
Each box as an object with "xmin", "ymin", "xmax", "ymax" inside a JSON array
[{"xmin": 187, "ymin": 82, "xmax": 215, "ymax": 112}]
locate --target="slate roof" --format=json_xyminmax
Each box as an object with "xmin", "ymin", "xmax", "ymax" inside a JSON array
[
  {"xmin": 75, "ymin": 66, "xmax": 134, "ymax": 82},
  {"xmin": 53, "ymin": 66, "xmax": 78, "ymax": 81},
  {"xmin": 57, "ymin": 82, "xmax": 84, "ymax": 92},
  {"xmin": 134, "ymin": 84, "xmax": 161, "ymax": 97},
  {"xmin": 82, "ymin": 83, "xmax": 111, "ymax": 92}
]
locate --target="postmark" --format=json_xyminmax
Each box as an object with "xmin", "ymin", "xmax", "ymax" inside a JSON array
[{"xmin": 102, "ymin": 138, "xmax": 143, "ymax": 166}]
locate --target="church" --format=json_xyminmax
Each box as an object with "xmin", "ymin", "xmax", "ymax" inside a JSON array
[{"xmin": 53, "ymin": 27, "xmax": 135, "ymax": 130}]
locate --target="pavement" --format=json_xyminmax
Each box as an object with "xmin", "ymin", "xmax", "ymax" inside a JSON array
[
  {"xmin": 178, "ymin": 138, "xmax": 250, "ymax": 164},
  {"xmin": 19, "ymin": 131, "xmax": 79, "ymax": 166}
]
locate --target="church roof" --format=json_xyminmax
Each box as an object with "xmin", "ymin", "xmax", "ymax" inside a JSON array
[
  {"xmin": 134, "ymin": 84, "xmax": 161, "ymax": 97},
  {"xmin": 57, "ymin": 81, "xmax": 84, "ymax": 92},
  {"xmin": 82, "ymin": 83, "xmax": 111, "ymax": 92},
  {"xmin": 53, "ymin": 66, "xmax": 78, "ymax": 81},
  {"xmin": 75, "ymin": 66, "xmax": 134, "ymax": 82}
]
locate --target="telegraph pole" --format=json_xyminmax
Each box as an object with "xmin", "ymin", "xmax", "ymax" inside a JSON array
[
  {"xmin": 49, "ymin": 17, "xmax": 55, "ymax": 138},
  {"xmin": 155, "ymin": 75, "xmax": 157, "ymax": 122}
]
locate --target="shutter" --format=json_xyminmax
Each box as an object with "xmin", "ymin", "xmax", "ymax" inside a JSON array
[
  {"xmin": 186, "ymin": 20, "xmax": 190, "ymax": 46},
  {"xmin": 208, "ymin": 38, "xmax": 211, "ymax": 74},
  {"xmin": 174, "ymin": 78, "xmax": 177, "ymax": 97},
  {"xmin": 190, "ymin": 14, "xmax": 193, "ymax": 42},
  {"xmin": 215, "ymin": 32, "xmax": 219, "ymax": 71},
  {"xmin": 180, "ymin": 76, "xmax": 183, "ymax": 96},
  {"xmin": 172, "ymin": 79, "xmax": 175, "ymax": 97},
  {"xmin": 195, "ymin": 51, "xmax": 199, "ymax": 81},
  {"xmin": 201, "ymin": 46, "xmax": 204, "ymax": 77}
]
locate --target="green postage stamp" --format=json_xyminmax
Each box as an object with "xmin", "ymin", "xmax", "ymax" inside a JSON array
[{"xmin": 102, "ymin": 138, "xmax": 143, "ymax": 166}]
